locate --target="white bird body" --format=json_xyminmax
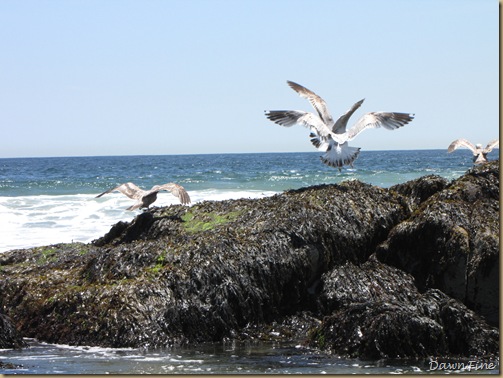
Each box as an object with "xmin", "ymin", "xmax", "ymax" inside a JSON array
[
  {"xmin": 96, "ymin": 182, "xmax": 191, "ymax": 210},
  {"xmin": 265, "ymin": 81, "xmax": 414, "ymax": 170},
  {"xmin": 447, "ymin": 138, "xmax": 499, "ymax": 164}
]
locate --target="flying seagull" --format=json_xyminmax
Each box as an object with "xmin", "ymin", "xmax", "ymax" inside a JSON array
[
  {"xmin": 447, "ymin": 138, "xmax": 499, "ymax": 164},
  {"xmin": 96, "ymin": 182, "xmax": 191, "ymax": 210},
  {"xmin": 265, "ymin": 80, "xmax": 414, "ymax": 170}
]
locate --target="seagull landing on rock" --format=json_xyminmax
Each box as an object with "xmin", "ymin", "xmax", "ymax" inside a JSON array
[
  {"xmin": 447, "ymin": 138, "xmax": 499, "ymax": 165},
  {"xmin": 96, "ymin": 182, "xmax": 191, "ymax": 210},
  {"xmin": 265, "ymin": 80, "xmax": 415, "ymax": 170}
]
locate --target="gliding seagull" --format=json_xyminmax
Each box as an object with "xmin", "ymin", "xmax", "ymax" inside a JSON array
[
  {"xmin": 447, "ymin": 139, "xmax": 499, "ymax": 164},
  {"xmin": 96, "ymin": 182, "xmax": 191, "ymax": 210},
  {"xmin": 265, "ymin": 81, "xmax": 414, "ymax": 170}
]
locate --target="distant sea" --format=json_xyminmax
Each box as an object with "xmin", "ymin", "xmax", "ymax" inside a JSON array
[
  {"xmin": 0, "ymin": 150, "xmax": 500, "ymax": 375},
  {"xmin": 0, "ymin": 150, "xmax": 490, "ymax": 253}
]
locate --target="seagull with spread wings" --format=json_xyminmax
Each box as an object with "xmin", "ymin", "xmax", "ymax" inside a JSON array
[
  {"xmin": 265, "ymin": 80, "xmax": 414, "ymax": 170},
  {"xmin": 447, "ymin": 139, "xmax": 499, "ymax": 165},
  {"xmin": 96, "ymin": 182, "xmax": 191, "ymax": 210}
]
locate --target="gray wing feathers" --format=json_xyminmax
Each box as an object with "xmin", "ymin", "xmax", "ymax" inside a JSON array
[
  {"xmin": 448, "ymin": 139, "xmax": 499, "ymax": 154},
  {"xmin": 346, "ymin": 112, "xmax": 414, "ymax": 141},
  {"xmin": 96, "ymin": 182, "xmax": 144, "ymax": 200},
  {"xmin": 484, "ymin": 139, "xmax": 499, "ymax": 153},
  {"xmin": 447, "ymin": 139, "xmax": 476, "ymax": 153},
  {"xmin": 264, "ymin": 110, "xmax": 307, "ymax": 127},
  {"xmin": 97, "ymin": 182, "xmax": 190, "ymax": 206},
  {"xmin": 286, "ymin": 81, "xmax": 334, "ymax": 125},
  {"xmin": 154, "ymin": 183, "xmax": 191, "ymax": 205},
  {"xmin": 264, "ymin": 110, "xmax": 328, "ymax": 134},
  {"xmin": 332, "ymin": 98, "xmax": 365, "ymax": 133}
]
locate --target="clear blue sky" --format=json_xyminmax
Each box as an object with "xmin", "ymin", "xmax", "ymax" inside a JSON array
[{"xmin": 0, "ymin": 0, "xmax": 498, "ymax": 158}]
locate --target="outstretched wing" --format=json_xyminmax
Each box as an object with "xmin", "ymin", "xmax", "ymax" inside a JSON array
[
  {"xmin": 345, "ymin": 112, "xmax": 414, "ymax": 141},
  {"xmin": 332, "ymin": 99, "xmax": 365, "ymax": 134},
  {"xmin": 484, "ymin": 139, "xmax": 499, "ymax": 153},
  {"xmin": 264, "ymin": 110, "xmax": 339, "ymax": 143},
  {"xmin": 447, "ymin": 139, "xmax": 477, "ymax": 153},
  {"xmin": 287, "ymin": 81, "xmax": 334, "ymax": 126},
  {"xmin": 153, "ymin": 183, "xmax": 191, "ymax": 205},
  {"xmin": 265, "ymin": 109, "xmax": 323, "ymax": 129},
  {"xmin": 96, "ymin": 182, "xmax": 144, "ymax": 200}
]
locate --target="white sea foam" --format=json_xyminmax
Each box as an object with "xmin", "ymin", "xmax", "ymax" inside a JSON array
[{"xmin": 0, "ymin": 189, "xmax": 277, "ymax": 253}]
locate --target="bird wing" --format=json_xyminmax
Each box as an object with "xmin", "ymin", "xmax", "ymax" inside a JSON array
[
  {"xmin": 344, "ymin": 112, "xmax": 414, "ymax": 142},
  {"xmin": 265, "ymin": 110, "xmax": 343, "ymax": 145},
  {"xmin": 332, "ymin": 99, "xmax": 365, "ymax": 134},
  {"xmin": 286, "ymin": 81, "xmax": 334, "ymax": 126},
  {"xmin": 153, "ymin": 183, "xmax": 191, "ymax": 205},
  {"xmin": 483, "ymin": 139, "xmax": 499, "ymax": 153},
  {"xmin": 447, "ymin": 139, "xmax": 476, "ymax": 153},
  {"xmin": 96, "ymin": 182, "xmax": 145, "ymax": 200},
  {"xmin": 309, "ymin": 132, "xmax": 331, "ymax": 151}
]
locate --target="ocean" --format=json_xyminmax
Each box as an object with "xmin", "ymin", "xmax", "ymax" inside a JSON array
[
  {"xmin": 0, "ymin": 150, "xmax": 477, "ymax": 253},
  {"xmin": 2, "ymin": 338, "xmax": 497, "ymax": 374},
  {"xmin": 0, "ymin": 150, "xmax": 499, "ymax": 374}
]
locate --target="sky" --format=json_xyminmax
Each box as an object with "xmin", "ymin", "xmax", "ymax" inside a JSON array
[{"xmin": 0, "ymin": 0, "xmax": 499, "ymax": 158}]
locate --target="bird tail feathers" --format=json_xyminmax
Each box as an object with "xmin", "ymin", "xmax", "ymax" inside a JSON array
[{"xmin": 320, "ymin": 143, "xmax": 361, "ymax": 169}]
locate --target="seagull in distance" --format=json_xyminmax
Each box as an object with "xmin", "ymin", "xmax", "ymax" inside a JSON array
[
  {"xmin": 265, "ymin": 80, "xmax": 414, "ymax": 170},
  {"xmin": 447, "ymin": 138, "xmax": 499, "ymax": 164},
  {"xmin": 96, "ymin": 182, "xmax": 191, "ymax": 210}
]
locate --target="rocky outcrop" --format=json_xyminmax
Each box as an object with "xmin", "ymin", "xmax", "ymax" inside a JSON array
[
  {"xmin": 376, "ymin": 162, "xmax": 499, "ymax": 326},
  {"xmin": 0, "ymin": 162, "xmax": 499, "ymax": 360},
  {"xmin": 0, "ymin": 181, "xmax": 408, "ymax": 348}
]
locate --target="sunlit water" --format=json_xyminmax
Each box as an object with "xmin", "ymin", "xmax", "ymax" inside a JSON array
[{"xmin": 1, "ymin": 339, "xmax": 498, "ymax": 374}]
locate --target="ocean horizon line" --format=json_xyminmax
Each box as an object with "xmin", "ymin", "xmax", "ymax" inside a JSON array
[{"xmin": 0, "ymin": 148, "xmax": 466, "ymax": 160}]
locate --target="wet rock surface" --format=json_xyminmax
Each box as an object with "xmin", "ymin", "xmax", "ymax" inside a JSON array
[{"xmin": 0, "ymin": 162, "xmax": 499, "ymax": 360}]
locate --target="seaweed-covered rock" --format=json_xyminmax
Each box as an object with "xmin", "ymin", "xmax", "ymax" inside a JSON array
[
  {"xmin": 309, "ymin": 258, "xmax": 498, "ymax": 359},
  {"xmin": 376, "ymin": 161, "xmax": 499, "ymax": 326},
  {"xmin": 0, "ymin": 312, "xmax": 26, "ymax": 349},
  {"xmin": 311, "ymin": 301, "xmax": 449, "ymax": 359},
  {"xmin": 0, "ymin": 181, "xmax": 409, "ymax": 348},
  {"xmin": 316, "ymin": 257, "xmax": 419, "ymax": 314},
  {"xmin": 389, "ymin": 174, "xmax": 448, "ymax": 208}
]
